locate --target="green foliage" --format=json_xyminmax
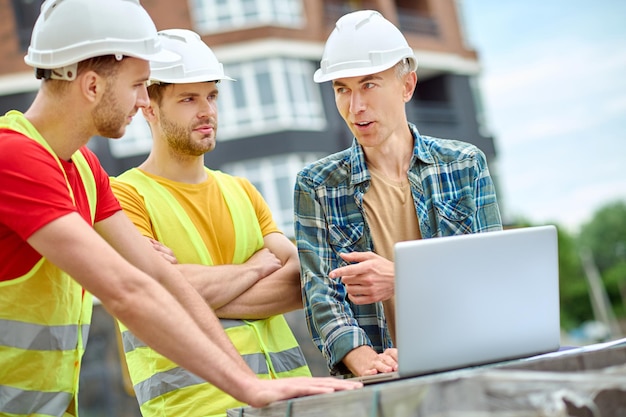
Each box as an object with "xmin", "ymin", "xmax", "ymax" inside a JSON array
[
  {"xmin": 603, "ymin": 262, "xmax": 626, "ymax": 317},
  {"xmin": 555, "ymin": 227, "xmax": 591, "ymax": 330},
  {"xmin": 579, "ymin": 201, "xmax": 626, "ymax": 272},
  {"xmin": 511, "ymin": 199, "xmax": 626, "ymax": 331},
  {"xmin": 578, "ymin": 200, "xmax": 626, "ymax": 320}
]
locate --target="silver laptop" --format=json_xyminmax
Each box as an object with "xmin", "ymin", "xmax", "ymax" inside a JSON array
[{"xmin": 354, "ymin": 225, "xmax": 560, "ymax": 383}]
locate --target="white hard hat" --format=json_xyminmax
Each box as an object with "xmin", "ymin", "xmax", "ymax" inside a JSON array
[
  {"xmin": 24, "ymin": 0, "xmax": 178, "ymax": 80},
  {"xmin": 148, "ymin": 29, "xmax": 234, "ymax": 85},
  {"xmin": 314, "ymin": 10, "xmax": 418, "ymax": 83}
]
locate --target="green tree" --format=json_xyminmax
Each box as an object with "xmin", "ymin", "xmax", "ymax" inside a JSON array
[
  {"xmin": 556, "ymin": 226, "xmax": 592, "ymax": 330},
  {"xmin": 578, "ymin": 200, "xmax": 626, "ymax": 318},
  {"xmin": 579, "ymin": 201, "xmax": 626, "ymax": 270}
]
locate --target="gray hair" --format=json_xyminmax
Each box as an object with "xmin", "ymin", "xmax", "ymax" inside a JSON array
[{"xmin": 394, "ymin": 58, "xmax": 413, "ymax": 80}]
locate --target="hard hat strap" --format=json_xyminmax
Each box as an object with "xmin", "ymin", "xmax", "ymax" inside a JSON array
[{"xmin": 35, "ymin": 63, "xmax": 78, "ymax": 81}]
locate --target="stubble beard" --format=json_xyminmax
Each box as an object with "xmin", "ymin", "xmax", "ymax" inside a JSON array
[
  {"xmin": 92, "ymin": 82, "xmax": 129, "ymax": 139},
  {"xmin": 160, "ymin": 111, "xmax": 216, "ymax": 157}
]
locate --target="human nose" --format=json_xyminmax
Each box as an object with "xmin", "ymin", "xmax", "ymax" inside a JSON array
[
  {"xmin": 136, "ymin": 85, "xmax": 150, "ymax": 108},
  {"xmin": 198, "ymin": 99, "xmax": 217, "ymax": 119},
  {"xmin": 349, "ymin": 91, "xmax": 366, "ymax": 114}
]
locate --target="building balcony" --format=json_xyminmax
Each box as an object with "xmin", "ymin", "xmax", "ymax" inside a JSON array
[{"xmin": 323, "ymin": 4, "xmax": 439, "ymax": 38}]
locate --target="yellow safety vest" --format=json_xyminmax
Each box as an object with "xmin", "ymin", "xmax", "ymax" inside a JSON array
[
  {"xmin": 114, "ymin": 168, "xmax": 310, "ymax": 417},
  {"xmin": 0, "ymin": 111, "xmax": 96, "ymax": 417}
]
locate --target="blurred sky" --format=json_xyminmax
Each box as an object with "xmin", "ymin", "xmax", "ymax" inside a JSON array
[{"xmin": 458, "ymin": 1, "xmax": 626, "ymax": 232}]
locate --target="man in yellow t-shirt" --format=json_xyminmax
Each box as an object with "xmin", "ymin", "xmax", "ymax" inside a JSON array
[{"xmin": 111, "ymin": 29, "xmax": 313, "ymax": 417}]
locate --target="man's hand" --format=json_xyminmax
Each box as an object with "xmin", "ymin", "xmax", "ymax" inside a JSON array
[
  {"xmin": 329, "ymin": 251, "xmax": 394, "ymax": 304},
  {"xmin": 244, "ymin": 247, "xmax": 283, "ymax": 282},
  {"xmin": 148, "ymin": 238, "xmax": 178, "ymax": 264},
  {"xmin": 245, "ymin": 377, "xmax": 362, "ymax": 408},
  {"xmin": 342, "ymin": 345, "xmax": 398, "ymax": 377}
]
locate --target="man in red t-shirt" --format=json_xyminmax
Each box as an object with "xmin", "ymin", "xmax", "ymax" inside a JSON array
[{"xmin": 0, "ymin": 1, "xmax": 360, "ymax": 416}]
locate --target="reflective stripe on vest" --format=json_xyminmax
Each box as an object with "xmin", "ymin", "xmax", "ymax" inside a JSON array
[
  {"xmin": 121, "ymin": 321, "xmax": 307, "ymax": 377},
  {"xmin": 0, "ymin": 385, "xmax": 72, "ymax": 416},
  {"xmin": 113, "ymin": 168, "xmax": 311, "ymax": 416},
  {"xmin": 130, "ymin": 343, "xmax": 309, "ymax": 408},
  {"xmin": 0, "ymin": 110, "xmax": 97, "ymax": 417},
  {"xmin": 0, "ymin": 318, "xmax": 89, "ymax": 351}
]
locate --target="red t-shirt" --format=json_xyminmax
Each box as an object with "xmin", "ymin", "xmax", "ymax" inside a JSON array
[{"xmin": 0, "ymin": 129, "xmax": 122, "ymax": 280}]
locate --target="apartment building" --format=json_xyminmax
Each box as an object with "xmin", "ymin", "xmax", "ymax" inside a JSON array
[
  {"xmin": 1, "ymin": 0, "xmax": 498, "ymax": 237},
  {"xmin": 0, "ymin": 0, "xmax": 498, "ymax": 414}
]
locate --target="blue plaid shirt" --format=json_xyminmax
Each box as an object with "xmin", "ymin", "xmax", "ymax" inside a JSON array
[{"xmin": 293, "ymin": 123, "xmax": 502, "ymax": 375}]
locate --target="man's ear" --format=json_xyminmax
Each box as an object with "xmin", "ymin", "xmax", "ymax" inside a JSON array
[
  {"xmin": 403, "ymin": 71, "xmax": 418, "ymax": 103},
  {"xmin": 79, "ymin": 70, "xmax": 104, "ymax": 104},
  {"xmin": 141, "ymin": 103, "xmax": 157, "ymax": 121}
]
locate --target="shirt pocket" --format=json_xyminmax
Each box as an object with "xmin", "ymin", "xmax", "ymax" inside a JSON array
[
  {"xmin": 328, "ymin": 222, "xmax": 365, "ymax": 272},
  {"xmin": 328, "ymin": 222, "xmax": 365, "ymax": 249},
  {"xmin": 433, "ymin": 192, "xmax": 476, "ymax": 235}
]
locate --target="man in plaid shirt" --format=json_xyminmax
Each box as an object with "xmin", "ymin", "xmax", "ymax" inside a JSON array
[{"xmin": 294, "ymin": 10, "xmax": 502, "ymax": 377}]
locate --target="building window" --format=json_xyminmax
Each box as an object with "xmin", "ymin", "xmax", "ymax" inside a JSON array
[
  {"xmin": 222, "ymin": 153, "xmax": 324, "ymax": 237},
  {"xmin": 11, "ymin": 0, "xmax": 41, "ymax": 51},
  {"xmin": 110, "ymin": 58, "xmax": 324, "ymax": 158},
  {"xmin": 217, "ymin": 57, "xmax": 326, "ymax": 140},
  {"xmin": 409, "ymin": 75, "xmax": 457, "ymax": 124},
  {"xmin": 324, "ymin": 0, "xmax": 377, "ymax": 25},
  {"xmin": 413, "ymin": 74, "xmax": 449, "ymax": 102},
  {"xmin": 469, "ymin": 76, "xmax": 491, "ymax": 138},
  {"xmin": 190, "ymin": 0, "xmax": 304, "ymax": 33},
  {"xmin": 109, "ymin": 114, "xmax": 152, "ymax": 158}
]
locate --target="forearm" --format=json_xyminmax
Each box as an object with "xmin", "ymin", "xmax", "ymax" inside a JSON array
[
  {"xmin": 215, "ymin": 233, "xmax": 302, "ymax": 318},
  {"xmin": 302, "ymin": 256, "xmax": 373, "ymax": 372},
  {"xmin": 342, "ymin": 345, "xmax": 379, "ymax": 376},
  {"xmin": 103, "ymin": 269, "xmax": 258, "ymax": 396},
  {"xmin": 32, "ymin": 214, "xmax": 256, "ymax": 391},
  {"xmin": 313, "ymin": 307, "xmax": 372, "ymax": 373},
  {"xmin": 176, "ymin": 263, "xmax": 260, "ymax": 309},
  {"xmin": 145, "ymin": 261, "xmax": 253, "ymax": 374},
  {"xmin": 215, "ymin": 261, "xmax": 302, "ymax": 319},
  {"xmin": 96, "ymin": 213, "xmax": 254, "ymax": 376}
]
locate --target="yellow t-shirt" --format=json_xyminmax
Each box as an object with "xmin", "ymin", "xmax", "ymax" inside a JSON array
[{"xmin": 111, "ymin": 170, "xmax": 279, "ymax": 265}]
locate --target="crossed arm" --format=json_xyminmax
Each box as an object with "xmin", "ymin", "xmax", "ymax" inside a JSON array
[
  {"xmin": 111, "ymin": 177, "xmax": 302, "ymax": 319},
  {"xmin": 167, "ymin": 232, "xmax": 303, "ymax": 319}
]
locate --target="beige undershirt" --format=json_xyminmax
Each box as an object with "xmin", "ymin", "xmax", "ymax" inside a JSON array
[{"xmin": 363, "ymin": 166, "xmax": 421, "ymax": 345}]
